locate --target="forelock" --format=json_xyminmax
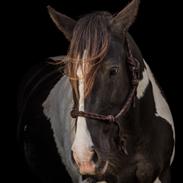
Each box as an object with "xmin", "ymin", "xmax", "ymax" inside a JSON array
[{"xmin": 66, "ymin": 12, "xmax": 112, "ymax": 98}]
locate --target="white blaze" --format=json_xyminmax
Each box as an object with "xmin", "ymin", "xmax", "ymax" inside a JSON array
[
  {"xmin": 71, "ymin": 50, "xmax": 94, "ymax": 161},
  {"xmin": 137, "ymin": 60, "xmax": 175, "ymax": 164}
]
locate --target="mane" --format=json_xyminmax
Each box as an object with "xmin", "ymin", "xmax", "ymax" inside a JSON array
[{"xmin": 64, "ymin": 12, "xmax": 112, "ymax": 99}]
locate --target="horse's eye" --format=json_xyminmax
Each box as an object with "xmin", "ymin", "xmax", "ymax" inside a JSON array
[{"xmin": 109, "ymin": 66, "xmax": 119, "ymax": 77}]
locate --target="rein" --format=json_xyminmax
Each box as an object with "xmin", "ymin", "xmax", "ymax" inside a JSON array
[{"xmin": 70, "ymin": 38, "xmax": 140, "ymax": 123}]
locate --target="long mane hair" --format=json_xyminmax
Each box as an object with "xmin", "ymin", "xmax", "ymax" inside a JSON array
[{"xmin": 64, "ymin": 12, "xmax": 112, "ymax": 99}]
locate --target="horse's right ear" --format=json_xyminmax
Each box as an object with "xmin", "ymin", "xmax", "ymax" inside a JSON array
[{"xmin": 47, "ymin": 5, "xmax": 76, "ymax": 41}]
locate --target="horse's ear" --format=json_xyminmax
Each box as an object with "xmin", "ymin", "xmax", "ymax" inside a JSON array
[
  {"xmin": 47, "ymin": 5, "xmax": 76, "ymax": 41},
  {"xmin": 112, "ymin": 0, "xmax": 140, "ymax": 34}
]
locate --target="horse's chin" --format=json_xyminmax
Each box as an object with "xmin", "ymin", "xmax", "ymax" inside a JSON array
[
  {"xmin": 96, "ymin": 161, "xmax": 109, "ymax": 176},
  {"xmin": 82, "ymin": 165, "xmax": 118, "ymax": 183},
  {"xmin": 82, "ymin": 174, "xmax": 117, "ymax": 183},
  {"xmin": 82, "ymin": 176, "xmax": 107, "ymax": 183}
]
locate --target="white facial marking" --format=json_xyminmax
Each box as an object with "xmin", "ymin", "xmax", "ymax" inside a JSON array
[
  {"xmin": 137, "ymin": 60, "xmax": 175, "ymax": 164},
  {"xmin": 154, "ymin": 177, "xmax": 161, "ymax": 183},
  {"xmin": 71, "ymin": 50, "xmax": 94, "ymax": 161}
]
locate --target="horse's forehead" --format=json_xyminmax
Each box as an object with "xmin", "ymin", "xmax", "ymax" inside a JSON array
[{"xmin": 106, "ymin": 37, "xmax": 124, "ymax": 59}]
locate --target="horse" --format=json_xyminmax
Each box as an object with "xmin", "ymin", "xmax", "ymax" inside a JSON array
[{"xmin": 17, "ymin": 0, "xmax": 175, "ymax": 182}]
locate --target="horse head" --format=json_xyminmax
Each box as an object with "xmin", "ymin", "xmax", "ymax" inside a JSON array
[{"xmin": 48, "ymin": 0, "xmax": 143, "ymax": 181}]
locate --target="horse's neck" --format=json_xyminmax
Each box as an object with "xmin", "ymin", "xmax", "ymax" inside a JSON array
[
  {"xmin": 126, "ymin": 34, "xmax": 156, "ymax": 116},
  {"xmin": 43, "ymin": 75, "xmax": 73, "ymax": 151},
  {"xmin": 137, "ymin": 60, "xmax": 174, "ymax": 125},
  {"xmin": 130, "ymin": 58, "xmax": 174, "ymax": 150},
  {"xmin": 43, "ymin": 76, "xmax": 79, "ymax": 181}
]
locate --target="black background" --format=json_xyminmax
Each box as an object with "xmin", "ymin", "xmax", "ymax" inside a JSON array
[{"xmin": 5, "ymin": 0, "xmax": 182, "ymax": 182}]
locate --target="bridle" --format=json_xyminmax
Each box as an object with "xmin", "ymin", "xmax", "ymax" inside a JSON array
[{"xmin": 70, "ymin": 38, "xmax": 140, "ymax": 124}]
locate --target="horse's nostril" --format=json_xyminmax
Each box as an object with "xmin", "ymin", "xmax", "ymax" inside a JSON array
[
  {"xmin": 71, "ymin": 151, "xmax": 75, "ymax": 164},
  {"xmin": 92, "ymin": 150, "xmax": 99, "ymax": 164},
  {"xmin": 71, "ymin": 149, "xmax": 99, "ymax": 166},
  {"xmin": 90, "ymin": 145, "xmax": 95, "ymax": 152}
]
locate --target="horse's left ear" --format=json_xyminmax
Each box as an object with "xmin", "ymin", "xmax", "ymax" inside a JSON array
[
  {"xmin": 112, "ymin": 0, "xmax": 140, "ymax": 34},
  {"xmin": 47, "ymin": 5, "xmax": 76, "ymax": 41}
]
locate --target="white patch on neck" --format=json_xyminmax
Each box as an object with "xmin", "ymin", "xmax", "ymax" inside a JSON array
[
  {"xmin": 137, "ymin": 69, "xmax": 150, "ymax": 99},
  {"xmin": 71, "ymin": 50, "xmax": 94, "ymax": 161},
  {"xmin": 137, "ymin": 60, "xmax": 175, "ymax": 164},
  {"xmin": 143, "ymin": 60, "xmax": 175, "ymax": 164},
  {"xmin": 153, "ymin": 177, "xmax": 161, "ymax": 183}
]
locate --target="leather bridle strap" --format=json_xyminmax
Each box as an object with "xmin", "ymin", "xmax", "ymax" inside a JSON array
[
  {"xmin": 71, "ymin": 88, "xmax": 137, "ymax": 123},
  {"xmin": 71, "ymin": 110, "xmax": 116, "ymax": 122},
  {"xmin": 70, "ymin": 38, "xmax": 140, "ymax": 123}
]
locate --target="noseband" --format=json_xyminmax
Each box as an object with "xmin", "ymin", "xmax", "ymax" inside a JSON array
[{"xmin": 70, "ymin": 38, "xmax": 140, "ymax": 124}]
